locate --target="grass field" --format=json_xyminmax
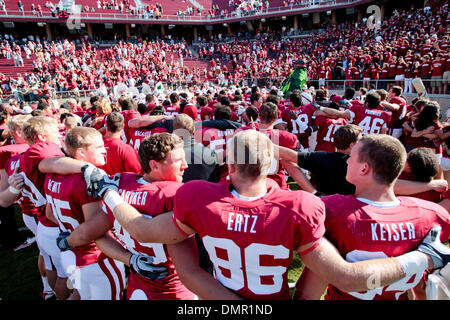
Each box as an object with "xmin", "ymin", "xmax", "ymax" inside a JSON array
[{"xmin": 0, "ymin": 183, "xmax": 308, "ymax": 300}]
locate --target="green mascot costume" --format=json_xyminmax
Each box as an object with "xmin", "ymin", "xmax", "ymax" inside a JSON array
[{"xmin": 280, "ymin": 60, "xmax": 308, "ymax": 99}]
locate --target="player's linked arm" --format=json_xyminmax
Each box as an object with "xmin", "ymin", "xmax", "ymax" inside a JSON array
[
  {"xmin": 67, "ymin": 201, "xmax": 112, "ymax": 248},
  {"xmin": 280, "ymin": 159, "xmax": 316, "ymax": 193},
  {"xmin": 298, "ymin": 237, "xmax": 433, "ymax": 293},
  {"xmin": 128, "ymin": 115, "xmax": 172, "ymax": 128},
  {"xmin": 95, "ymin": 231, "xmax": 132, "ymax": 266},
  {"xmin": 167, "ymin": 237, "xmax": 243, "ymax": 300},
  {"xmin": 38, "ymin": 156, "xmax": 88, "ymax": 175},
  {"xmin": 272, "ymin": 144, "xmax": 298, "ymax": 163},
  {"xmin": 293, "ymin": 267, "xmax": 328, "ymax": 300},
  {"xmin": 106, "ymin": 189, "xmax": 188, "ymax": 244},
  {"xmin": 394, "ymin": 179, "xmax": 448, "ymax": 195}
]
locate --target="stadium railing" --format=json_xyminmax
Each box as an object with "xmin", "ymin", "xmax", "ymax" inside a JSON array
[
  {"xmin": 1, "ymin": 78, "xmax": 447, "ymax": 103},
  {"xmin": 0, "ymin": 0, "xmax": 369, "ymax": 23}
]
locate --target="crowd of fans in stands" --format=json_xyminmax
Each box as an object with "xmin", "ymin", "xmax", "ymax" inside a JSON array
[{"xmin": 0, "ymin": 4, "xmax": 448, "ymax": 102}]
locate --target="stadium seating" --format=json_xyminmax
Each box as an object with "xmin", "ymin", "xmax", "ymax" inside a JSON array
[{"xmin": 2, "ymin": 0, "xmax": 53, "ymax": 15}]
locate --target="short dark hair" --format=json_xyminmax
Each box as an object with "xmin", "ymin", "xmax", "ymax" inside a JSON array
[
  {"xmin": 289, "ymin": 93, "xmax": 302, "ymax": 108},
  {"xmin": 357, "ymin": 134, "xmax": 407, "ymax": 185},
  {"xmin": 391, "ymin": 86, "xmax": 403, "ymax": 97},
  {"xmin": 245, "ymin": 105, "xmax": 259, "ymax": 123},
  {"xmin": 259, "ymin": 102, "xmax": 278, "ymax": 123},
  {"xmin": 365, "ymin": 92, "xmax": 381, "ymax": 109},
  {"xmin": 106, "ymin": 111, "xmax": 124, "ymax": 133},
  {"xmin": 250, "ymin": 93, "xmax": 262, "ymax": 104},
  {"xmin": 138, "ymin": 133, "xmax": 183, "ymax": 174},
  {"xmin": 150, "ymin": 105, "xmax": 166, "ymax": 116},
  {"xmin": 214, "ymin": 106, "xmax": 232, "ymax": 120},
  {"xmin": 119, "ymin": 97, "xmax": 137, "ymax": 111},
  {"xmin": 315, "ymin": 89, "xmax": 326, "ymax": 102},
  {"xmin": 334, "ymin": 124, "xmax": 362, "ymax": 150},
  {"xmin": 60, "ymin": 112, "xmax": 75, "ymax": 123},
  {"xmin": 266, "ymin": 94, "xmax": 280, "ymax": 105},
  {"xmin": 344, "ymin": 87, "xmax": 356, "ymax": 99},
  {"xmin": 197, "ymin": 96, "xmax": 207, "ymax": 107},
  {"xmin": 407, "ymin": 147, "xmax": 439, "ymax": 182},
  {"xmin": 37, "ymin": 101, "xmax": 50, "ymax": 110},
  {"xmin": 138, "ymin": 103, "xmax": 148, "ymax": 115},
  {"xmin": 170, "ymin": 92, "xmax": 180, "ymax": 104},
  {"xmin": 219, "ymin": 95, "xmax": 230, "ymax": 106}
]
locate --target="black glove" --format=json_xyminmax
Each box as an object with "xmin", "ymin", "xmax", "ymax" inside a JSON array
[
  {"xmin": 418, "ymin": 225, "xmax": 450, "ymax": 270},
  {"xmin": 81, "ymin": 164, "xmax": 118, "ymax": 198},
  {"xmin": 129, "ymin": 254, "xmax": 169, "ymax": 281},
  {"xmin": 56, "ymin": 231, "xmax": 72, "ymax": 252}
]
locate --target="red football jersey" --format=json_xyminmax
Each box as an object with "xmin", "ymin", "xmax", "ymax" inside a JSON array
[
  {"xmin": 44, "ymin": 173, "xmax": 104, "ymax": 267},
  {"xmin": 164, "ymin": 104, "xmax": 180, "ymax": 116},
  {"xmin": 281, "ymin": 104, "xmax": 316, "ymax": 149},
  {"xmin": 19, "ymin": 142, "xmax": 64, "ymax": 227},
  {"xmin": 0, "ymin": 143, "xmax": 28, "ymax": 169},
  {"xmin": 173, "ymin": 180, "xmax": 326, "ymax": 300},
  {"xmin": 121, "ymin": 110, "xmax": 141, "ymax": 144},
  {"xmin": 322, "ymin": 195, "xmax": 450, "ymax": 300},
  {"xmin": 105, "ymin": 173, "xmax": 194, "ymax": 300},
  {"xmin": 100, "ymin": 137, "xmax": 141, "ymax": 175},
  {"xmin": 381, "ymin": 97, "xmax": 406, "ymax": 129},
  {"xmin": 314, "ymin": 116, "xmax": 348, "ymax": 152},
  {"xmin": 129, "ymin": 126, "xmax": 169, "ymax": 152},
  {"xmin": 349, "ymin": 105, "xmax": 391, "ymax": 136},
  {"xmin": 5, "ymin": 154, "xmax": 34, "ymax": 218},
  {"xmin": 235, "ymin": 126, "xmax": 298, "ymax": 189}
]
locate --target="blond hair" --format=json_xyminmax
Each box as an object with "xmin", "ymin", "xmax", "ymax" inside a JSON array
[
  {"xmin": 94, "ymin": 99, "xmax": 112, "ymax": 117},
  {"xmin": 7, "ymin": 115, "xmax": 31, "ymax": 132},
  {"xmin": 22, "ymin": 116, "xmax": 58, "ymax": 144},
  {"xmin": 64, "ymin": 127, "xmax": 102, "ymax": 158},
  {"xmin": 227, "ymin": 130, "xmax": 273, "ymax": 180},
  {"xmin": 174, "ymin": 113, "xmax": 194, "ymax": 137}
]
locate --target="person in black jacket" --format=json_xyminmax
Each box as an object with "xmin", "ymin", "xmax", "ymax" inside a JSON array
[{"xmin": 276, "ymin": 124, "xmax": 362, "ymax": 196}]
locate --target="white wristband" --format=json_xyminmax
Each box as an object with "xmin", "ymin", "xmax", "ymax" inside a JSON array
[
  {"xmin": 104, "ymin": 191, "xmax": 124, "ymax": 212},
  {"xmin": 8, "ymin": 186, "xmax": 21, "ymax": 195},
  {"xmin": 396, "ymin": 251, "xmax": 429, "ymax": 276}
]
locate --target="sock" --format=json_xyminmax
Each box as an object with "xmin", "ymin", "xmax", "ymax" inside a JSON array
[{"xmin": 42, "ymin": 276, "xmax": 52, "ymax": 292}]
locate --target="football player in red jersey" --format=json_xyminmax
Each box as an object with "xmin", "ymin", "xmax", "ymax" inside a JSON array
[
  {"xmin": 295, "ymin": 134, "xmax": 450, "ymax": 300},
  {"xmin": 379, "ymin": 85, "xmax": 407, "ymax": 139},
  {"xmin": 61, "ymin": 133, "xmax": 193, "ymax": 300},
  {"xmin": 315, "ymin": 91, "xmax": 391, "ymax": 137},
  {"xmin": 127, "ymin": 106, "xmax": 172, "ymax": 152},
  {"xmin": 84, "ymin": 130, "xmax": 450, "ymax": 300},
  {"xmin": 44, "ymin": 127, "xmax": 126, "ymax": 300},
  {"xmin": 99, "ymin": 112, "xmax": 141, "ymax": 175},
  {"xmin": 313, "ymin": 102, "xmax": 348, "ymax": 153},
  {"xmin": 14, "ymin": 116, "xmax": 69, "ymax": 299},
  {"xmin": 281, "ymin": 91, "xmax": 316, "ymax": 151},
  {"xmin": 235, "ymin": 102, "xmax": 298, "ymax": 189},
  {"xmin": 0, "ymin": 114, "xmax": 57, "ymax": 299}
]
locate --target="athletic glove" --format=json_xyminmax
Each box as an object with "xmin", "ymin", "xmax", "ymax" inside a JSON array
[
  {"xmin": 56, "ymin": 231, "xmax": 72, "ymax": 252},
  {"xmin": 418, "ymin": 225, "xmax": 450, "ymax": 270},
  {"xmin": 129, "ymin": 254, "xmax": 169, "ymax": 281},
  {"xmin": 81, "ymin": 164, "xmax": 116, "ymax": 198}
]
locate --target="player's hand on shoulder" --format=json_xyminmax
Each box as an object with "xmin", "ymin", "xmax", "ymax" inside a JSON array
[
  {"xmin": 418, "ymin": 225, "xmax": 450, "ymax": 270},
  {"xmin": 129, "ymin": 254, "xmax": 169, "ymax": 281},
  {"xmin": 81, "ymin": 164, "xmax": 109, "ymax": 198},
  {"xmin": 429, "ymin": 179, "xmax": 448, "ymax": 193}
]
